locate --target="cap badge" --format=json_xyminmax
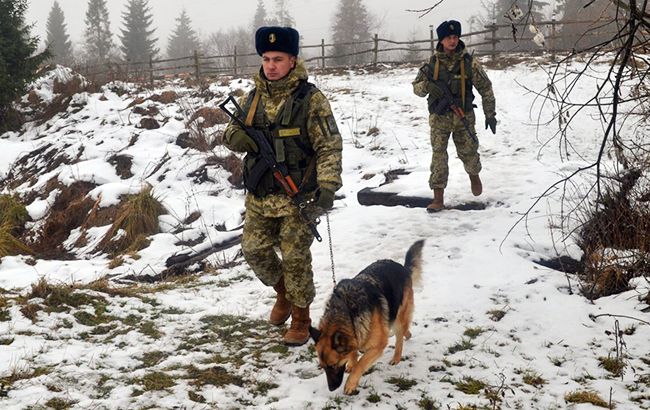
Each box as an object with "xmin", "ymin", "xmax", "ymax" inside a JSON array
[{"xmin": 269, "ymin": 33, "xmax": 276, "ymax": 43}]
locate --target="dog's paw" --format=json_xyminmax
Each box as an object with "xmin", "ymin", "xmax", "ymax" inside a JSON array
[
  {"xmin": 343, "ymin": 380, "xmax": 359, "ymax": 395},
  {"xmin": 389, "ymin": 357, "xmax": 401, "ymax": 365},
  {"xmin": 405, "ymin": 330, "xmax": 412, "ymax": 340}
]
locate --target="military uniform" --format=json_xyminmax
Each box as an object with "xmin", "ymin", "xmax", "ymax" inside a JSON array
[
  {"xmin": 412, "ymin": 40, "xmax": 495, "ymax": 191},
  {"xmin": 223, "ymin": 60, "xmax": 343, "ymax": 309}
]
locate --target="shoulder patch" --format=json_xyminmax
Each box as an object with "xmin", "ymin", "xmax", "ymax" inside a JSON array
[{"xmin": 326, "ymin": 115, "xmax": 339, "ymax": 135}]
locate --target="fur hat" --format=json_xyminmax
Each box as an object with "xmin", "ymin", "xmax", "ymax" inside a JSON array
[
  {"xmin": 255, "ymin": 26, "xmax": 300, "ymax": 56},
  {"xmin": 436, "ymin": 20, "xmax": 462, "ymax": 40}
]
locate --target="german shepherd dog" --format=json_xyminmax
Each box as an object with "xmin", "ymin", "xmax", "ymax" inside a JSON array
[{"xmin": 309, "ymin": 240, "xmax": 424, "ymax": 394}]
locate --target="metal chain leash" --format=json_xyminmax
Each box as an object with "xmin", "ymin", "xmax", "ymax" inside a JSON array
[{"xmin": 325, "ymin": 211, "xmax": 336, "ymax": 285}]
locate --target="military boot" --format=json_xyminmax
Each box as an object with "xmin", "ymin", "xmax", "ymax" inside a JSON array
[
  {"xmin": 269, "ymin": 277, "xmax": 292, "ymax": 326},
  {"xmin": 469, "ymin": 174, "xmax": 482, "ymax": 196},
  {"xmin": 283, "ymin": 305, "xmax": 311, "ymax": 346},
  {"xmin": 426, "ymin": 188, "xmax": 444, "ymax": 213}
]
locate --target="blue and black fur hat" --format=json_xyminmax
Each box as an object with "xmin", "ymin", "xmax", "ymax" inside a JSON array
[
  {"xmin": 436, "ymin": 20, "xmax": 462, "ymax": 40},
  {"xmin": 255, "ymin": 26, "xmax": 300, "ymax": 56}
]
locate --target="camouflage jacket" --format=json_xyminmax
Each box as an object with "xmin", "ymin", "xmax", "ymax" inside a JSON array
[
  {"xmin": 412, "ymin": 42, "xmax": 496, "ymax": 119},
  {"xmin": 223, "ymin": 60, "xmax": 343, "ymax": 217}
]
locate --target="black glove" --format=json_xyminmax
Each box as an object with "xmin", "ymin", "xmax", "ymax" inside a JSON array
[
  {"xmin": 228, "ymin": 129, "xmax": 258, "ymax": 153},
  {"xmin": 315, "ymin": 188, "xmax": 335, "ymax": 210},
  {"xmin": 485, "ymin": 116, "xmax": 497, "ymax": 134}
]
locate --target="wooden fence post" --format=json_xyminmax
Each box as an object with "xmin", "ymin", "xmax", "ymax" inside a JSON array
[
  {"xmin": 550, "ymin": 17, "xmax": 557, "ymax": 61},
  {"xmin": 233, "ymin": 46, "xmax": 238, "ymax": 76},
  {"xmin": 321, "ymin": 39, "xmax": 325, "ymax": 69},
  {"xmin": 193, "ymin": 50, "xmax": 201, "ymax": 82},
  {"xmin": 148, "ymin": 55, "xmax": 154, "ymax": 86},
  {"xmin": 373, "ymin": 33, "xmax": 378, "ymax": 66},
  {"xmin": 490, "ymin": 24, "xmax": 497, "ymax": 62}
]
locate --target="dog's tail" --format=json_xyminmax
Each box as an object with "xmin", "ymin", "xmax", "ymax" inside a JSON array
[{"xmin": 404, "ymin": 239, "xmax": 424, "ymax": 287}]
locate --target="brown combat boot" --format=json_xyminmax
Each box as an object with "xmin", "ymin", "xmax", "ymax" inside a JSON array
[
  {"xmin": 469, "ymin": 174, "xmax": 482, "ymax": 196},
  {"xmin": 283, "ymin": 305, "xmax": 311, "ymax": 346},
  {"xmin": 426, "ymin": 188, "xmax": 444, "ymax": 213},
  {"xmin": 269, "ymin": 278, "xmax": 292, "ymax": 326}
]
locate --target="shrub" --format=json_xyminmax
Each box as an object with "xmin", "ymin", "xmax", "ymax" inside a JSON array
[{"xmin": 576, "ymin": 169, "xmax": 650, "ymax": 299}]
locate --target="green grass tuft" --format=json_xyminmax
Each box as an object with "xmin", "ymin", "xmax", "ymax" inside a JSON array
[
  {"xmin": 447, "ymin": 338, "xmax": 475, "ymax": 354},
  {"xmin": 386, "ymin": 376, "xmax": 417, "ymax": 391},
  {"xmin": 454, "ymin": 376, "xmax": 486, "ymax": 394}
]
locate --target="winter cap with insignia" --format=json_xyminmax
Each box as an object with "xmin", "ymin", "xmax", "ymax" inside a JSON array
[
  {"xmin": 255, "ymin": 26, "xmax": 300, "ymax": 56},
  {"xmin": 436, "ymin": 20, "xmax": 462, "ymax": 40}
]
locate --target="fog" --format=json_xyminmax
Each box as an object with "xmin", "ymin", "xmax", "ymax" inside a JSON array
[{"xmin": 26, "ymin": 0, "xmax": 482, "ymax": 50}]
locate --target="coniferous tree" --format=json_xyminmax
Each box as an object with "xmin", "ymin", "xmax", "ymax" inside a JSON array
[
  {"xmin": 252, "ymin": 0, "xmax": 268, "ymax": 32},
  {"xmin": 84, "ymin": 0, "xmax": 115, "ymax": 63},
  {"xmin": 331, "ymin": 0, "xmax": 371, "ymax": 66},
  {"xmin": 167, "ymin": 9, "xmax": 200, "ymax": 59},
  {"xmin": 119, "ymin": 0, "xmax": 158, "ymax": 63},
  {"xmin": 46, "ymin": 1, "xmax": 73, "ymax": 65},
  {"xmin": 269, "ymin": 0, "xmax": 295, "ymax": 27},
  {"xmin": 0, "ymin": 0, "xmax": 50, "ymax": 130}
]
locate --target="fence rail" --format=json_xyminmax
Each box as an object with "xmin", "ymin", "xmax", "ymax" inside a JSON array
[{"xmin": 76, "ymin": 19, "xmax": 621, "ymax": 85}]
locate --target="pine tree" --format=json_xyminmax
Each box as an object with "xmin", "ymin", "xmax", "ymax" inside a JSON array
[
  {"xmin": 0, "ymin": 0, "xmax": 50, "ymax": 130},
  {"xmin": 331, "ymin": 0, "xmax": 371, "ymax": 65},
  {"xmin": 270, "ymin": 0, "xmax": 295, "ymax": 26},
  {"xmin": 252, "ymin": 0, "xmax": 268, "ymax": 32},
  {"xmin": 46, "ymin": 1, "xmax": 73, "ymax": 65},
  {"xmin": 167, "ymin": 9, "xmax": 200, "ymax": 59},
  {"xmin": 119, "ymin": 0, "xmax": 159, "ymax": 63},
  {"xmin": 84, "ymin": 0, "xmax": 114, "ymax": 63}
]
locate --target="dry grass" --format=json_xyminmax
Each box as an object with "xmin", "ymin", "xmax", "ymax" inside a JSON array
[
  {"xmin": 97, "ymin": 185, "xmax": 166, "ymax": 255},
  {"xmin": 0, "ymin": 195, "xmax": 29, "ymax": 231},
  {"xmin": 565, "ymin": 390, "xmax": 611, "ymax": 407},
  {"xmin": 0, "ymin": 221, "xmax": 32, "ymax": 257}
]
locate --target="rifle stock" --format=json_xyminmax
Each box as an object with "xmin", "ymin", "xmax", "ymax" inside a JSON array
[{"xmin": 219, "ymin": 95, "xmax": 323, "ymax": 242}]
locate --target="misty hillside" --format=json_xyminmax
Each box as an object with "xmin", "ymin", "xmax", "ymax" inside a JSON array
[{"xmin": 0, "ymin": 60, "xmax": 649, "ymax": 409}]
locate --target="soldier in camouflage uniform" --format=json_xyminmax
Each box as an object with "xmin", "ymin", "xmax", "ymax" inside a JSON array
[
  {"xmin": 412, "ymin": 20, "xmax": 496, "ymax": 212},
  {"xmin": 223, "ymin": 26, "xmax": 343, "ymax": 346}
]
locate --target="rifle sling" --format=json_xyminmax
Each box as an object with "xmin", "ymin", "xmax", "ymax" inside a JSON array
[
  {"xmin": 245, "ymin": 91, "xmax": 261, "ymax": 127},
  {"xmin": 460, "ymin": 58, "xmax": 466, "ymax": 111}
]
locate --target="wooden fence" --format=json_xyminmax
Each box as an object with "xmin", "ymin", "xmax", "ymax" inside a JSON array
[{"xmin": 77, "ymin": 19, "xmax": 618, "ymax": 85}]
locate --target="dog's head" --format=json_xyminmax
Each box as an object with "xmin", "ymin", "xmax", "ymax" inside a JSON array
[{"xmin": 310, "ymin": 325, "xmax": 355, "ymax": 391}]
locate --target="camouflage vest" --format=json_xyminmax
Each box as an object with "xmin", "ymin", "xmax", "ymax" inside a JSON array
[
  {"xmin": 241, "ymin": 80, "xmax": 318, "ymax": 198},
  {"xmin": 426, "ymin": 53, "xmax": 475, "ymax": 114}
]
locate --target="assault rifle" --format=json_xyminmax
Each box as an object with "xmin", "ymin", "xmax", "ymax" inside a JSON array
[
  {"xmin": 219, "ymin": 95, "xmax": 322, "ymax": 242},
  {"xmin": 420, "ymin": 67, "xmax": 479, "ymax": 144}
]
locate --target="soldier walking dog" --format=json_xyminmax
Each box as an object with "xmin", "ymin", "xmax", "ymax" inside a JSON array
[
  {"xmin": 223, "ymin": 26, "xmax": 343, "ymax": 346},
  {"xmin": 310, "ymin": 240, "xmax": 424, "ymax": 394}
]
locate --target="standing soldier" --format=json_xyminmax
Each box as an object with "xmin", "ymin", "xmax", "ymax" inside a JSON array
[
  {"xmin": 412, "ymin": 20, "xmax": 496, "ymax": 212},
  {"xmin": 223, "ymin": 26, "xmax": 343, "ymax": 346}
]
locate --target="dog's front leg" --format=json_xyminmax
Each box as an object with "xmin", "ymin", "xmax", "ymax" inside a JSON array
[
  {"xmin": 345, "ymin": 351, "xmax": 358, "ymax": 373},
  {"xmin": 390, "ymin": 333, "xmax": 404, "ymax": 365},
  {"xmin": 344, "ymin": 346, "xmax": 385, "ymax": 395}
]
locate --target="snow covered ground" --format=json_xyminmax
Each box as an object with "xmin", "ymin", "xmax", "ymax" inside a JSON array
[{"xmin": 0, "ymin": 59, "xmax": 648, "ymax": 409}]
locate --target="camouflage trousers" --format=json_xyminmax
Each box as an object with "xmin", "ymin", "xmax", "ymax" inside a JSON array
[
  {"xmin": 242, "ymin": 204, "xmax": 315, "ymax": 308},
  {"xmin": 428, "ymin": 110, "xmax": 481, "ymax": 189}
]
